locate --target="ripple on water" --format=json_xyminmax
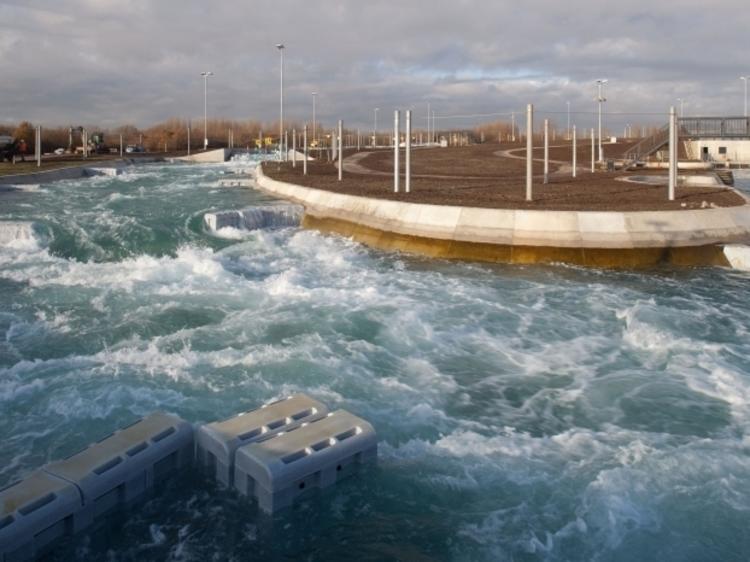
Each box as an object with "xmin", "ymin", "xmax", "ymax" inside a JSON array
[{"xmin": 0, "ymin": 161, "xmax": 749, "ymax": 561}]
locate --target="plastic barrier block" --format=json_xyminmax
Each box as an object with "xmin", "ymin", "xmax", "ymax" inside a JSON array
[
  {"xmin": 43, "ymin": 412, "xmax": 193, "ymax": 527},
  {"xmin": 233, "ymin": 409, "xmax": 377, "ymax": 514},
  {"xmin": 0, "ymin": 470, "xmax": 82, "ymax": 562},
  {"xmin": 196, "ymin": 394, "xmax": 328, "ymax": 488}
]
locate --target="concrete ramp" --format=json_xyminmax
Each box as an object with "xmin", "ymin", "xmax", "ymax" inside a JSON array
[{"xmin": 175, "ymin": 149, "xmax": 231, "ymax": 163}]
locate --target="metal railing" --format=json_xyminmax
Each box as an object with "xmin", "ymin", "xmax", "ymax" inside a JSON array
[
  {"xmin": 678, "ymin": 116, "xmax": 750, "ymax": 138},
  {"xmin": 624, "ymin": 124, "xmax": 669, "ymax": 162}
]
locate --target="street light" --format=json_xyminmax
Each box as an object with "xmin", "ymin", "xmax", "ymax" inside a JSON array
[
  {"xmin": 276, "ymin": 43, "xmax": 285, "ymax": 161},
  {"xmin": 677, "ymin": 97, "xmax": 685, "ymax": 117},
  {"xmin": 311, "ymin": 91, "xmax": 317, "ymax": 144},
  {"xmin": 200, "ymin": 71, "xmax": 213, "ymax": 149},
  {"xmin": 741, "ymin": 77, "xmax": 748, "ymax": 117},
  {"xmin": 596, "ymin": 79, "xmax": 608, "ymax": 162},
  {"xmin": 373, "ymin": 107, "xmax": 379, "ymax": 147}
]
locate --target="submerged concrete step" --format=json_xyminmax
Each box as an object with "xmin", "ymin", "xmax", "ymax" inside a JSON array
[
  {"xmin": 234, "ymin": 409, "xmax": 377, "ymax": 514},
  {"xmin": 196, "ymin": 394, "xmax": 328, "ymax": 488}
]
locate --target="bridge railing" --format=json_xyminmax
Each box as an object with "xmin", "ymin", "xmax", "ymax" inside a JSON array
[{"xmin": 678, "ymin": 117, "xmax": 750, "ymax": 138}]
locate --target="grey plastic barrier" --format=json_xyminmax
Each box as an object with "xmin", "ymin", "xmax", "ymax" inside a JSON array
[
  {"xmin": 0, "ymin": 471, "xmax": 82, "ymax": 562},
  {"xmin": 43, "ymin": 412, "xmax": 193, "ymax": 528},
  {"xmin": 196, "ymin": 394, "xmax": 328, "ymax": 488},
  {"xmin": 233, "ymin": 409, "xmax": 377, "ymax": 514}
]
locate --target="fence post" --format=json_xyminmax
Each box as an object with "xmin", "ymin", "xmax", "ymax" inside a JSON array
[
  {"xmin": 669, "ymin": 106, "xmax": 676, "ymax": 201},
  {"xmin": 35, "ymin": 125, "xmax": 41, "ymax": 167},
  {"xmin": 572, "ymin": 125, "xmax": 577, "ymax": 178},
  {"xmin": 526, "ymin": 104, "xmax": 533, "ymax": 201},
  {"xmin": 338, "ymin": 120, "xmax": 343, "ymax": 181},
  {"xmin": 303, "ymin": 125, "xmax": 308, "ymax": 176},
  {"xmin": 394, "ymin": 110, "xmax": 400, "ymax": 193},
  {"xmin": 405, "ymin": 110, "xmax": 411, "ymax": 193},
  {"xmin": 292, "ymin": 128, "xmax": 297, "ymax": 168},
  {"xmin": 543, "ymin": 118, "xmax": 549, "ymax": 184}
]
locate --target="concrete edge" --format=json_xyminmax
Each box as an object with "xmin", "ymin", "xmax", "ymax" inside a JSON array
[{"xmin": 254, "ymin": 163, "xmax": 750, "ymax": 251}]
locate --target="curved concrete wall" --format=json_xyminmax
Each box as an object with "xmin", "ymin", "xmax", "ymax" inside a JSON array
[{"xmin": 255, "ymin": 165, "xmax": 750, "ymax": 251}]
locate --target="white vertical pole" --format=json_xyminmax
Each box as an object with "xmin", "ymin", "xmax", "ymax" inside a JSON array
[
  {"xmin": 338, "ymin": 120, "xmax": 343, "ymax": 181},
  {"xmin": 277, "ymin": 45, "xmax": 284, "ymax": 161},
  {"xmin": 427, "ymin": 102, "xmax": 431, "ymax": 146},
  {"xmin": 394, "ymin": 110, "xmax": 400, "ymax": 193},
  {"xmin": 405, "ymin": 109, "xmax": 411, "ymax": 193},
  {"xmin": 511, "ymin": 112, "xmax": 516, "ymax": 142},
  {"xmin": 312, "ymin": 92, "xmax": 317, "ymax": 144},
  {"xmin": 591, "ymin": 129, "xmax": 595, "ymax": 172},
  {"xmin": 669, "ymin": 106, "xmax": 676, "ymax": 201},
  {"xmin": 357, "ymin": 129, "xmax": 360, "ymax": 151},
  {"xmin": 292, "ymin": 128, "xmax": 297, "ymax": 167},
  {"xmin": 572, "ymin": 125, "xmax": 577, "ymax": 178},
  {"xmin": 186, "ymin": 128, "xmax": 190, "ymax": 156},
  {"xmin": 543, "ymin": 118, "xmax": 549, "ymax": 184},
  {"xmin": 284, "ymin": 130, "xmax": 288, "ymax": 162},
  {"xmin": 566, "ymin": 101, "xmax": 571, "ymax": 140},
  {"xmin": 120, "ymin": 133, "xmax": 124, "ymax": 157},
  {"xmin": 204, "ymin": 75, "xmax": 208, "ymax": 149},
  {"xmin": 526, "ymin": 104, "xmax": 533, "ymax": 201},
  {"xmin": 303, "ymin": 125, "xmax": 308, "ymax": 175},
  {"xmin": 36, "ymin": 125, "xmax": 41, "ymax": 167}
]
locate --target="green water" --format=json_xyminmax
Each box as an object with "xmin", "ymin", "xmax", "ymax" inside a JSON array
[{"xmin": 1, "ymin": 161, "xmax": 749, "ymax": 561}]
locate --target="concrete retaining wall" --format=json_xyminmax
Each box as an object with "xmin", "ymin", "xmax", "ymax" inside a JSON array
[
  {"xmin": 254, "ymin": 164, "xmax": 750, "ymax": 267},
  {"xmin": 255, "ymin": 165, "xmax": 750, "ymax": 249},
  {"xmin": 0, "ymin": 159, "xmax": 160, "ymax": 186}
]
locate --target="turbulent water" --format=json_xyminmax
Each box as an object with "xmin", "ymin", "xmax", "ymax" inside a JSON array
[{"xmin": 1, "ymin": 162, "xmax": 749, "ymax": 561}]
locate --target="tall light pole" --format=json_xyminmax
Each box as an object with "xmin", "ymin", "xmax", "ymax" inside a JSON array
[
  {"xmin": 566, "ymin": 101, "xmax": 571, "ymax": 141},
  {"xmin": 311, "ymin": 91, "xmax": 317, "ymax": 144},
  {"xmin": 373, "ymin": 107, "xmax": 379, "ymax": 147},
  {"xmin": 596, "ymin": 79, "xmax": 607, "ymax": 162},
  {"xmin": 200, "ymin": 71, "xmax": 213, "ymax": 150},
  {"xmin": 741, "ymin": 77, "xmax": 748, "ymax": 117},
  {"xmin": 276, "ymin": 43, "xmax": 285, "ymax": 160},
  {"xmin": 677, "ymin": 97, "xmax": 685, "ymax": 117}
]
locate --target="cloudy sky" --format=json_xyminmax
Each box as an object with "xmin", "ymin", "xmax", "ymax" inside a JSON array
[{"xmin": 1, "ymin": 0, "xmax": 749, "ymax": 132}]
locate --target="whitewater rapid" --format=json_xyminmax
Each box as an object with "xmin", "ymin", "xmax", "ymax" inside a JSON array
[{"xmin": 0, "ymin": 160, "xmax": 749, "ymax": 561}]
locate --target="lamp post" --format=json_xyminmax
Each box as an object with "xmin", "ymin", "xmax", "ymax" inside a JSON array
[
  {"xmin": 276, "ymin": 43, "xmax": 285, "ymax": 161},
  {"xmin": 311, "ymin": 91, "xmax": 317, "ymax": 145},
  {"xmin": 596, "ymin": 79, "xmax": 607, "ymax": 162},
  {"xmin": 373, "ymin": 107, "xmax": 379, "ymax": 147},
  {"xmin": 566, "ymin": 101, "xmax": 571, "ymax": 141},
  {"xmin": 741, "ymin": 77, "xmax": 748, "ymax": 117},
  {"xmin": 677, "ymin": 97, "xmax": 685, "ymax": 117},
  {"xmin": 200, "ymin": 71, "xmax": 213, "ymax": 149}
]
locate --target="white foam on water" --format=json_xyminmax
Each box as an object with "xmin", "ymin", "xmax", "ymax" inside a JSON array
[
  {"xmin": 0, "ymin": 221, "xmax": 50, "ymax": 250},
  {"xmin": 204, "ymin": 204, "xmax": 303, "ymax": 234}
]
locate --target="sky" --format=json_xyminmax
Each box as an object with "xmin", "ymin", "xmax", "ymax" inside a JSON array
[{"xmin": 1, "ymin": 0, "xmax": 749, "ymax": 132}]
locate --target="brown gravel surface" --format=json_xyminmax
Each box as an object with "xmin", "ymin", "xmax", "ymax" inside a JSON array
[{"xmin": 262, "ymin": 149, "xmax": 745, "ymax": 211}]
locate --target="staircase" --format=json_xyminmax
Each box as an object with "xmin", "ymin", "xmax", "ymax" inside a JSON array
[{"xmin": 623, "ymin": 125, "xmax": 669, "ymax": 167}]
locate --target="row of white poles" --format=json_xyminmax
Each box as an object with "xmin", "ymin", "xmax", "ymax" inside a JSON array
[
  {"xmin": 286, "ymin": 104, "xmax": 680, "ymax": 202},
  {"xmin": 524, "ymin": 105, "xmax": 678, "ymax": 201}
]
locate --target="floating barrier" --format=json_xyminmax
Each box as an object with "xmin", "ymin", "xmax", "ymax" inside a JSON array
[
  {"xmin": 0, "ymin": 471, "xmax": 81, "ymax": 562},
  {"xmin": 234, "ymin": 409, "xmax": 377, "ymax": 514},
  {"xmin": 1, "ymin": 397, "xmax": 377, "ymax": 559},
  {"xmin": 0, "ymin": 412, "xmax": 193, "ymax": 561},
  {"xmin": 196, "ymin": 394, "xmax": 328, "ymax": 488}
]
